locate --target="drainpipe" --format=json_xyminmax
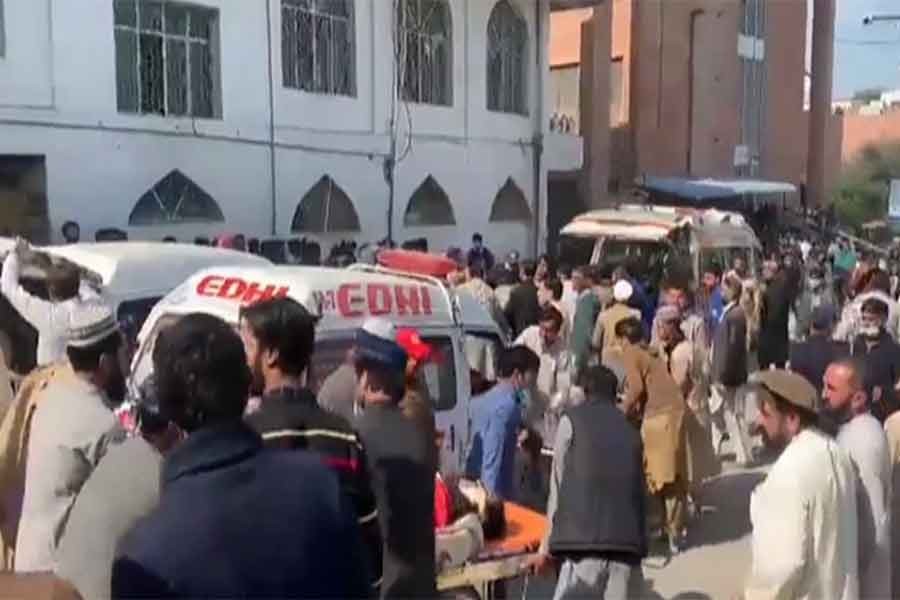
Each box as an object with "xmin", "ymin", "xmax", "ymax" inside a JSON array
[
  {"xmin": 264, "ymin": 0, "xmax": 277, "ymax": 236},
  {"xmin": 532, "ymin": 0, "xmax": 544, "ymax": 258}
]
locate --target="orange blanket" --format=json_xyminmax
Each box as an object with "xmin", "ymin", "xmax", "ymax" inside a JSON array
[{"xmin": 484, "ymin": 502, "xmax": 547, "ymax": 556}]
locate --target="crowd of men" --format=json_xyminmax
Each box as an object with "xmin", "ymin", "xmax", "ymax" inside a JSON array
[{"xmin": 3, "ymin": 227, "xmax": 900, "ymax": 599}]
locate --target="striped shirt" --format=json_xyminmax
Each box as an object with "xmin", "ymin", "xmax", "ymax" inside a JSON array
[{"xmin": 246, "ymin": 387, "xmax": 382, "ymax": 592}]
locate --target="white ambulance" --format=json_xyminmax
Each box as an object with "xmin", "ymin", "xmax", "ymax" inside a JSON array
[{"xmin": 132, "ymin": 264, "xmax": 505, "ymax": 472}]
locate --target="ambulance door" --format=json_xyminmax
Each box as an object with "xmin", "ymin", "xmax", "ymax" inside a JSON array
[{"xmin": 418, "ymin": 326, "xmax": 469, "ymax": 474}]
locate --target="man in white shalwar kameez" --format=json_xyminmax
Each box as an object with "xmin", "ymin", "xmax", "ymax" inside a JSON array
[
  {"xmin": 823, "ymin": 359, "xmax": 892, "ymax": 599},
  {"xmin": 745, "ymin": 370, "xmax": 859, "ymax": 600}
]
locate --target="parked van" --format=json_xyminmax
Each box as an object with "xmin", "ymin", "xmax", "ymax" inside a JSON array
[
  {"xmin": 133, "ymin": 264, "xmax": 504, "ymax": 473},
  {"xmin": 560, "ymin": 204, "xmax": 762, "ymax": 296},
  {"xmin": 0, "ymin": 242, "xmax": 270, "ymax": 373}
]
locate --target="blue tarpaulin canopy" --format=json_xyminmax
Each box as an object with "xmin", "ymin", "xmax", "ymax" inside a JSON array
[{"xmin": 636, "ymin": 175, "xmax": 797, "ymax": 201}]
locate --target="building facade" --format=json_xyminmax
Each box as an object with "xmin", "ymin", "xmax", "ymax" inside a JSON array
[
  {"xmin": 550, "ymin": 0, "xmax": 819, "ymax": 211},
  {"xmin": 0, "ymin": 0, "xmax": 584, "ymax": 256}
]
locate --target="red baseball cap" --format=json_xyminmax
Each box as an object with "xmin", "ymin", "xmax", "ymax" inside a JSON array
[{"xmin": 396, "ymin": 328, "xmax": 433, "ymax": 363}]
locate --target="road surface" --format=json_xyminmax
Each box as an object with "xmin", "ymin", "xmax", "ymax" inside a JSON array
[{"xmin": 514, "ymin": 462, "xmax": 766, "ymax": 600}]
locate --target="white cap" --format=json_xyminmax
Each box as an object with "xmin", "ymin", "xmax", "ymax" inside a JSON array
[
  {"xmin": 67, "ymin": 301, "xmax": 119, "ymax": 348},
  {"xmin": 613, "ymin": 280, "xmax": 633, "ymax": 302},
  {"xmin": 361, "ymin": 317, "xmax": 396, "ymax": 342}
]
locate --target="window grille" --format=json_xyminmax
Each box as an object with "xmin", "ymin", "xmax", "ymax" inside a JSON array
[
  {"xmin": 487, "ymin": 0, "xmax": 528, "ymax": 115},
  {"xmin": 404, "ymin": 175, "xmax": 455, "ymax": 226},
  {"xmin": 396, "ymin": 0, "xmax": 452, "ymax": 106},
  {"xmin": 114, "ymin": 0, "xmax": 220, "ymax": 118},
  {"xmin": 282, "ymin": 0, "xmax": 356, "ymax": 96},
  {"xmin": 129, "ymin": 169, "xmax": 224, "ymax": 225},
  {"xmin": 489, "ymin": 178, "xmax": 531, "ymax": 222},
  {"xmin": 292, "ymin": 175, "xmax": 361, "ymax": 233}
]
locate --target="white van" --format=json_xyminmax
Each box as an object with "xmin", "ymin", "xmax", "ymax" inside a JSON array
[
  {"xmin": 133, "ymin": 264, "xmax": 504, "ymax": 473},
  {"xmin": 560, "ymin": 204, "xmax": 762, "ymax": 291},
  {"xmin": 0, "ymin": 242, "xmax": 270, "ymax": 373}
]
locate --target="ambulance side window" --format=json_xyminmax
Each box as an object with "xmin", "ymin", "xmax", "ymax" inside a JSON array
[{"xmin": 419, "ymin": 336, "xmax": 456, "ymax": 412}]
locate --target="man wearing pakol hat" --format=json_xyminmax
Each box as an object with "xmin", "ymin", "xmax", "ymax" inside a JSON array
[
  {"xmin": 822, "ymin": 358, "xmax": 891, "ymax": 599},
  {"xmin": 745, "ymin": 370, "xmax": 860, "ymax": 600},
  {"xmin": 353, "ymin": 318, "xmax": 436, "ymax": 599},
  {"xmin": 15, "ymin": 302, "xmax": 128, "ymax": 572},
  {"xmin": 56, "ymin": 375, "xmax": 175, "ymax": 600},
  {"xmin": 593, "ymin": 278, "xmax": 641, "ymax": 361}
]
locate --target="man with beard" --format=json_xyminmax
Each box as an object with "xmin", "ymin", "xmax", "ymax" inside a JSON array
[
  {"xmin": 758, "ymin": 258, "xmax": 792, "ymax": 369},
  {"xmin": 745, "ymin": 370, "xmax": 859, "ymax": 600},
  {"xmin": 851, "ymin": 298, "xmax": 900, "ymax": 422},
  {"xmin": 240, "ymin": 298, "xmax": 382, "ymax": 595},
  {"xmin": 15, "ymin": 302, "xmax": 128, "ymax": 572},
  {"xmin": 823, "ymin": 359, "xmax": 892, "ymax": 599}
]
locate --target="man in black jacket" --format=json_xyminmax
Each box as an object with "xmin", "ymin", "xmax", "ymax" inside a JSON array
[
  {"xmin": 530, "ymin": 365, "xmax": 647, "ymax": 598},
  {"xmin": 852, "ymin": 297, "xmax": 900, "ymax": 422},
  {"xmin": 505, "ymin": 260, "xmax": 541, "ymax": 338},
  {"xmin": 789, "ymin": 304, "xmax": 848, "ymax": 398},
  {"xmin": 758, "ymin": 258, "xmax": 792, "ymax": 369},
  {"xmin": 710, "ymin": 273, "xmax": 754, "ymax": 465},
  {"xmin": 112, "ymin": 314, "xmax": 368, "ymax": 598},
  {"xmin": 239, "ymin": 298, "xmax": 382, "ymax": 595},
  {"xmin": 353, "ymin": 318, "xmax": 436, "ymax": 599}
]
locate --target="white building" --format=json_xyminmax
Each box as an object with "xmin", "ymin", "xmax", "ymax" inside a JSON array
[{"xmin": 0, "ymin": 0, "xmax": 585, "ymax": 257}]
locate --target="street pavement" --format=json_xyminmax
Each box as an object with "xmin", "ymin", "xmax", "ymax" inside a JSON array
[{"xmin": 513, "ymin": 461, "xmax": 767, "ymax": 600}]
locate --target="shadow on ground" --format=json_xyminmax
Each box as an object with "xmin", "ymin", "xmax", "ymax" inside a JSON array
[{"xmin": 689, "ymin": 470, "xmax": 766, "ymax": 547}]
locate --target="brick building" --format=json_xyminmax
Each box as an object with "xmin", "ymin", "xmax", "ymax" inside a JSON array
[{"xmin": 549, "ymin": 0, "xmax": 835, "ymax": 215}]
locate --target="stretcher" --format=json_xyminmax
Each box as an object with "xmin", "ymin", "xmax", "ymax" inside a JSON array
[{"xmin": 437, "ymin": 502, "xmax": 546, "ymax": 599}]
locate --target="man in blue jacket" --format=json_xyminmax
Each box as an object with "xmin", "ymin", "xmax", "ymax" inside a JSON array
[
  {"xmin": 112, "ymin": 313, "xmax": 368, "ymax": 599},
  {"xmin": 466, "ymin": 345, "xmax": 540, "ymax": 500}
]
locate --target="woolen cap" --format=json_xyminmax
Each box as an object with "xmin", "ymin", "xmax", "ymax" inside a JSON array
[
  {"xmin": 752, "ymin": 370, "xmax": 818, "ymax": 413},
  {"xmin": 67, "ymin": 301, "xmax": 120, "ymax": 348}
]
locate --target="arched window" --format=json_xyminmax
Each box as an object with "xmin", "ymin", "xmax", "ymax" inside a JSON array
[
  {"xmin": 404, "ymin": 175, "xmax": 455, "ymax": 226},
  {"xmin": 292, "ymin": 175, "xmax": 361, "ymax": 233},
  {"xmin": 129, "ymin": 170, "xmax": 224, "ymax": 225},
  {"xmin": 487, "ymin": 0, "xmax": 528, "ymax": 115},
  {"xmin": 282, "ymin": 0, "xmax": 356, "ymax": 96},
  {"xmin": 397, "ymin": 0, "xmax": 452, "ymax": 106},
  {"xmin": 489, "ymin": 178, "xmax": 532, "ymax": 222}
]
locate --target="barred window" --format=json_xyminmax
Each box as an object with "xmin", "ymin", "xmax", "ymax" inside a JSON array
[
  {"xmin": 404, "ymin": 175, "xmax": 455, "ymax": 226},
  {"xmin": 397, "ymin": 0, "xmax": 452, "ymax": 106},
  {"xmin": 487, "ymin": 0, "xmax": 528, "ymax": 115},
  {"xmin": 129, "ymin": 170, "xmax": 224, "ymax": 225},
  {"xmin": 114, "ymin": 0, "xmax": 221, "ymax": 118},
  {"xmin": 282, "ymin": 0, "xmax": 355, "ymax": 96},
  {"xmin": 489, "ymin": 178, "xmax": 531, "ymax": 222},
  {"xmin": 292, "ymin": 175, "xmax": 361, "ymax": 233}
]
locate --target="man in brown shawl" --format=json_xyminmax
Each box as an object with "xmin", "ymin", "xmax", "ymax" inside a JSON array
[{"xmin": 617, "ymin": 317, "xmax": 687, "ymax": 555}]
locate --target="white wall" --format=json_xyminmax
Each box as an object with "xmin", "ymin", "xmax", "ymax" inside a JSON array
[{"xmin": 0, "ymin": 0, "xmax": 559, "ymax": 257}]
